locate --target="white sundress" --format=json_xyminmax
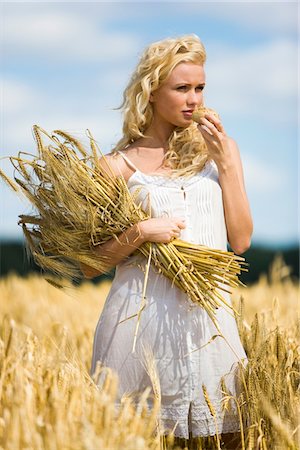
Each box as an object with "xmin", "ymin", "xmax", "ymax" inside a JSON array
[{"xmin": 90, "ymin": 151, "xmax": 248, "ymax": 439}]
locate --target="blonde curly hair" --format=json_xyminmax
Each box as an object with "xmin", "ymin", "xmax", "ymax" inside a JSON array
[{"xmin": 111, "ymin": 34, "xmax": 213, "ymax": 178}]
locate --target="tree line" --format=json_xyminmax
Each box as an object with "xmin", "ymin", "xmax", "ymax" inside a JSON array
[{"xmin": 0, "ymin": 240, "xmax": 299, "ymax": 286}]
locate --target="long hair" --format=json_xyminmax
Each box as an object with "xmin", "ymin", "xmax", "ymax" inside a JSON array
[{"xmin": 111, "ymin": 34, "xmax": 213, "ymax": 178}]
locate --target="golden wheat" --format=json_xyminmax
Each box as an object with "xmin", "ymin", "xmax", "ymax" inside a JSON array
[
  {"xmin": 0, "ymin": 254, "xmax": 299, "ymax": 449},
  {"xmin": 191, "ymin": 105, "xmax": 220, "ymax": 123}
]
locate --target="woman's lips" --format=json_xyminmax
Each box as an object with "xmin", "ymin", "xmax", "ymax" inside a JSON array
[{"xmin": 182, "ymin": 111, "xmax": 193, "ymax": 118}]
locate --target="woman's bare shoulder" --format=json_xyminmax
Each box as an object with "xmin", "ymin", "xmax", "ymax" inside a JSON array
[{"xmin": 97, "ymin": 150, "xmax": 130, "ymax": 179}]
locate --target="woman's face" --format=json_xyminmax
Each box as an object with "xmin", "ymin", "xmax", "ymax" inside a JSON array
[{"xmin": 149, "ymin": 62, "xmax": 206, "ymax": 128}]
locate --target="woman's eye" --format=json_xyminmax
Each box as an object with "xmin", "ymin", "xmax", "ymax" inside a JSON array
[{"xmin": 177, "ymin": 86, "xmax": 204, "ymax": 91}]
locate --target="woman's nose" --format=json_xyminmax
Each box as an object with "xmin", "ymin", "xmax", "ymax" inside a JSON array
[{"xmin": 187, "ymin": 90, "xmax": 201, "ymax": 105}]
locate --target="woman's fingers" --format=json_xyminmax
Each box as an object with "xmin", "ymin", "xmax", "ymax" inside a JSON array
[
  {"xmin": 174, "ymin": 218, "xmax": 186, "ymax": 229},
  {"xmin": 199, "ymin": 115, "xmax": 226, "ymax": 135}
]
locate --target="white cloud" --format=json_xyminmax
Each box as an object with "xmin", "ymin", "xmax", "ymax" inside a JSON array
[
  {"xmin": 173, "ymin": 2, "xmax": 298, "ymax": 35},
  {"xmin": 3, "ymin": 8, "xmax": 140, "ymax": 62},
  {"xmin": 1, "ymin": 78, "xmax": 42, "ymax": 115},
  {"xmin": 204, "ymin": 38, "xmax": 297, "ymax": 124},
  {"xmin": 242, "ymin": 153, "xmax": 285, "ymax": 193},
  {"xmin": 1, "ymin": 112, "xmax": 123, "ymax": 159},
  {"xmin": 0, "ymin": 74, "xmax": 125, "ymax": 157}
]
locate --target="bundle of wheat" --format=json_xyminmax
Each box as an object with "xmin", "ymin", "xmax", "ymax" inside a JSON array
[
  {"xmin": 0, "ymin": 124, "xmax": 248, "ymax": 332},
  {"xmin": 191, "ymin": 105, "xmax": 220, "ymax": 122}
]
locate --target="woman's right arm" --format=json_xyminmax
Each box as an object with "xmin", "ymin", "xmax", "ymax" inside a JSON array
[
  {"xmin": 81, "ymin": 217, "xmax": 186, "ymax": 278},
  {"xmin": 81, "ymin": 153, "xmax": 140, "ymax": 278},
  {"xmin": 80, "ymin": 222, "xmax": 144, "ymax": 279}
]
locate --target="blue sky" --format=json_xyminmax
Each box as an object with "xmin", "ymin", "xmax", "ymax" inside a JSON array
[{"xmin": 0, "ymin": 1, "xmax": 298, "ymax": 248}]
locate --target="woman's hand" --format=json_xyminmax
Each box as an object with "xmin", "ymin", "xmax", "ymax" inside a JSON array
[
  {"xmin": 80, "ymin": 262, "xmax": 101, "ymax": 279},
  {"xmin": 197, "ymin": 113, "xmax": 235, "ymax": 170},
  {"xmin": 138, "ymin": 217, "xmax": 186, "ymax": 243}
]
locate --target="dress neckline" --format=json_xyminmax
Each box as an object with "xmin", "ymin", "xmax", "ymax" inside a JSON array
[
  {"xmin": 116, "ymin": 150, "xmax": 217, "ymax": 187},
  {"xmin": 126, "ymin": 160, "xmax": 216, "ymax": 187}
]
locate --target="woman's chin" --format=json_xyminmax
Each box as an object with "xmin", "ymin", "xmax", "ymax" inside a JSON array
[
  {"xmin": 178, "ymin": 121, "xmax": 193, "ymax": 129},
  {"xmin": 170, "ymin": 118, "xmax": 194, "ymax": 130}
]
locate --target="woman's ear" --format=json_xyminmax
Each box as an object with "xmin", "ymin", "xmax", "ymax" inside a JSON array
[{"xmin": 149, "ymin": 92, "xmax": 154, "ymax": 102}]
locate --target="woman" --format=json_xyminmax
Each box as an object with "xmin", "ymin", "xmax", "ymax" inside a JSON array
[{"xmin": 82, "ymin": 34, "xmax": 253, "ymax": 445}]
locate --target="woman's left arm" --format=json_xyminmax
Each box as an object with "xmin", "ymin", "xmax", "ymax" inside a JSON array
[
  {"xmin": 217, "ymin": 137, "xmax": 253, "ymax": 254},
  {"xmin": 198, "ymin": 114, "xmax": 253, "ymax": 255}
]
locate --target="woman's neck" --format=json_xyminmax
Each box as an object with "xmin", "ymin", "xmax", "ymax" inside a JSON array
[{"xmin": 140, "ymin": 120, "xmax": 175, "ymax": 150}]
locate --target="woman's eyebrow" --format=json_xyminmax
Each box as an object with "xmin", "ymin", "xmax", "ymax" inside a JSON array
[{"xmin": 174, "ymin": 82, "xmax": 206, "ymax": 86}]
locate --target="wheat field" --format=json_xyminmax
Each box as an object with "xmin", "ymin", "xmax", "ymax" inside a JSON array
[{"xmin": 0, "ymin": 254, "xmax": 299, "ymax": 449}]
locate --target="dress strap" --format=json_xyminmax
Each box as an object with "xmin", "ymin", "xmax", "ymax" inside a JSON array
[{"xmin": 117, "ymin": 151, "xmax": 139, "ymax": 172}]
